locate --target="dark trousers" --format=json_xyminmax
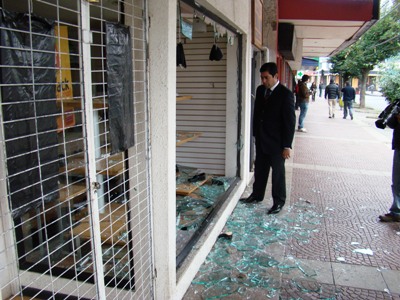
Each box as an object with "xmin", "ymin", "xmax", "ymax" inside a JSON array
[{"xmin": 252, "ymin": 149, "xmax": 286, "ymax": 205}]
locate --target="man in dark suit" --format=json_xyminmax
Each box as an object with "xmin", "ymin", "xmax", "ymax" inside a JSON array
[{"xmin": 240, "ymin": 62, "xmax": 296, "ymax": 214}]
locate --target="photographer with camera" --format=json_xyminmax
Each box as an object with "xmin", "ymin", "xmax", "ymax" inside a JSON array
[{"xmin": 376, "ymin": 100, "xmax": 400, "ymax": 222}]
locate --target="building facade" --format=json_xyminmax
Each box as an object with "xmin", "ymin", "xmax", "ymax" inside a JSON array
[{"xmin": 0, "ymin": 0, "xmax": 378, "ymax": 299}]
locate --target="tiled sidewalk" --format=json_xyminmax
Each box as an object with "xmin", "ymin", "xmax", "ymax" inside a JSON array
[{"xmin": 184, "ymin": 97, "xmax": 400, "ymax": 299}]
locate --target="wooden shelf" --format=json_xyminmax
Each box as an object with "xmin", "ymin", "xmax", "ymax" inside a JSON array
[
  {"xmin": 176, "ymin": 131, "xmax": 202, "ymax": 146},
  {"xmin": 57, "ymin": 98, "xmax": 108, "ymax": 109},
  {"xmin": 99, "ymin": 202, "xmax": 127, "ymax": 221},
  {"xmin": 176, "ymin": 176, "xmax": 210, "ymax": 195},
  {"xmin": 24, "ymin": 183, "xmax": 88, "ymax": 229},
  {"xmin": 71, "ymin": 219, "xmax": 127, "ymax": 246},
  {"xmin": 58, "ymin": 183, "xmax": 87, "ymax": 203},
  {"xmin": 71, "ymin": 204, "xmax": 127, "ymax": 246},
  {"xmin": 60, "ymin": 153, "xmax": 124, "ymax": 177},
  {"xmin": 176, "ymin": 95, "xmax": 192, "ymax": 102}
]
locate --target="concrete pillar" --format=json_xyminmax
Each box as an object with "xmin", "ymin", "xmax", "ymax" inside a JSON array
[{"xmin": 148, "ymin": 0, "xmax": 177, "ymax": 299}]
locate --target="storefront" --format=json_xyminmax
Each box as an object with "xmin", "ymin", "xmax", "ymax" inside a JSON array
[{"xmin": 0, "ymin": 0, "xmax": 256, "ymax": 299}]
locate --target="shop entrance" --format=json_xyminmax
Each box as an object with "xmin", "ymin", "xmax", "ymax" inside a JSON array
[{"xmin": 175, "ymin": 0, "xmax": 242, "ymax": 267}]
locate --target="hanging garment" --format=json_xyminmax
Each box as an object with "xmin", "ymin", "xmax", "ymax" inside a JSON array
[
  {"xmin": 209, "ymin": 44, "xmax": 223, "ymax": 61},
  {"xmin": 177, "ymin": 42, "xmax": 187, "ymax": 68}
]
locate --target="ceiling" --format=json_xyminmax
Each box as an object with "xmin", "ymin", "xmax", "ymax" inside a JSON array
[
  {"xmin": 282, "ymin": 19, "xmax": 369, "ymax": 57},
  {"xmin": 278, "ymin": 0, "xmax": 380, "ymax": 58}
]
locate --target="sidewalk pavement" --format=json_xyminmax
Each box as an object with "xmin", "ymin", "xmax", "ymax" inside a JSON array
[{"xmin": 184, "ymin": 96, "xmax": 400, "ymax": 299}]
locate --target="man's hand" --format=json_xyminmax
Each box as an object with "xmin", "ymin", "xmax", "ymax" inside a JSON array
[{"xmin": 282, "ymin": 148, "xmax": 291, "ymax": 159}]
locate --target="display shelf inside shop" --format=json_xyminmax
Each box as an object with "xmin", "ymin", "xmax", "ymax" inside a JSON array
[
  {"xmin": 176, "ymin": 176, "xmax": 211, "ymax": 195},
  {"xmin": 21, "ymin": 182, "xmax": 87, "ymax": 231},
  {"xmin": 58, "ymin": 182, "xmax": 87, "ymax": 203},
  {"xmin": 176, "ymin": 95, "xmax": 192, "ymax": 102},
  {"xmin": 176, "ymin": 131, "xmax": 202, "ymax": 146},
  {"xmin": 59, "ymin": 152, "xmax": 125, "ymax": 177},
  {"xmin": 70, "ymin": 200, "xmax": 128, "ymax": 245},
  {"xmin": 57, "ymin": 98, "xmax": 108, "ymax": 109},
  {"xmin": 71, "ymin": 218, "xmax": 127, "ymax": 247}
]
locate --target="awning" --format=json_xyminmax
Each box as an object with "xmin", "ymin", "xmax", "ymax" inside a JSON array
[
  {"xmin": 302, "ymin": 57, "xmax": 319, "ymax": 68},
  {"xmin": 278, "ymin": 0, "xmax": 379, "ymax": 58}
]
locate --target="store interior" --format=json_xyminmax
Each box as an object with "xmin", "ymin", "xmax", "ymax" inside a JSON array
[
  {"xmin": 175, "ymin": 1, "xmax": 240, "ymax": 266},
  {"xmin": 0, "ymin": 0, "xmax": 242, "ymax": 290}
]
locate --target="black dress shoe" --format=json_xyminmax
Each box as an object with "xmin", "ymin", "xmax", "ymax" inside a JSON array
[
  {"xmin": 267, "ymin": 203, "xmax": 284, "ymax": 214},
  {"xmin": 239, "ymin": 195, "xmax": 262, "ymax": 204}
]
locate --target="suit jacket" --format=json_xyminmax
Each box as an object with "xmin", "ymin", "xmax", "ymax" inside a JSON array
[{"xmin": 253, "ymin": 83, "xmax": 296, "ymax": 155}]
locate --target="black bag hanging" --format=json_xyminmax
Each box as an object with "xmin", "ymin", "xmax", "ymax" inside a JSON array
[
  {"xmin": 209, "ymin": 23, "xmax": 223, "ymax": 61},
  {"xmin": 177, "ymin": 42, "xmax": 187, "ymax": 68},
  {"xmin": 176, "ymin": 1, "xmax": 187, "ymax": 68},
  {"xmin": 106, "ymin": 22, "xmax": 135, "ymax": 153},
  {"xmin": 209, "ymin": 44, "xmax": 223, "ymax": 61}
]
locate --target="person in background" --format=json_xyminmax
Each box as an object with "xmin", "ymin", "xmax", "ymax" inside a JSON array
[
  {"xmin": 379, "ymin": 111, "xmax": 400, "ymax": 222},
  {"xmin": 319, "ymin": 82, "xmax": 325, "ymax": 97},
  {"xmin": 310, "ymin": 82, "xmax": 317, "ymax": 101},
  {"xmin": 294, "ymin": 79, "xmax": 301, "ymax": 110},
  {"xmin": 296, "ymin": 75, "xmax": 311, "ymax": 132},
  {"xmin": 325, "ymin": 79, "xmax": 340, "ymax": 118},
  {"xmin": 240, "ymin": 62, "xmax": 296, "ymax": 215},
  {"xmin": 341, "ymin": 81, "xmax": 355, "ymax": 120},
  {"xmin": 336, "ymin": 83, "xmax": 343, "ymax": 111}
]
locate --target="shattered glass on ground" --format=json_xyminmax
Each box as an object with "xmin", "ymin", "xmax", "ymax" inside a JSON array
[{"xmin": 184, "ymin": 198, "xmax": 341, "ymax": 299}]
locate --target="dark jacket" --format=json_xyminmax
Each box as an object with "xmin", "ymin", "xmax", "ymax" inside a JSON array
[
  {"xmin": 392, "ymin": 122, "xmax": 400, "ymax": 150},
  {"xmin": 341, "ymin": 85, "xmax": 356, "ymax": 101},
  {"xmin": 253, "ymin": 83, "xmax": 296, "ymax": 155},
  {"xmin": 325, "ymin": 83, "xmax": 339, "ymax": 99}
]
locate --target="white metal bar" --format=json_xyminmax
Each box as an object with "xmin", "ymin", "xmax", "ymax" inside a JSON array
[
  {"xmin": 80, "ymin": 1, "xmax": 106, "ymax": 299},
  {"xmin": 0, "ymin": 86, "xmax": 20, "ymax": 299}
]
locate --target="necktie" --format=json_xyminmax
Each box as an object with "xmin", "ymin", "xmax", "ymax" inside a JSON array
[{"xmin": 265, "ymin": 88, "xmax": 272, "ymax": 99}]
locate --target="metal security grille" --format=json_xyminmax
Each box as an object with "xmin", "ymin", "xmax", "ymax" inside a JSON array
[{"xmin": 0, "ymin": 1, "xmax": 152, "ymax": 299}]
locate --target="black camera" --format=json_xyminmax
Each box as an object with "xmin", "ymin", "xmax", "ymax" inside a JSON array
[{"xmin": 375, "ymin": 99, "xmax": 400, "ymax": 129}]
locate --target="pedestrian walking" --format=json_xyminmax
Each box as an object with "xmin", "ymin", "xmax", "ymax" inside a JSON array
[
  {"xmin": 325, "ymin": 79, "xmax": 340, "ymax": 118},
  {"xmin": 341, "ymin": 82, "xmax": 355, "ymax": 120},
  {"xmin": 240, "ymin": 62, "xmax": 296, "ymax": 215},
  {"xmin": 318, "ymin": 82, "xmax": 325, "ymax": 97},
  {"xmin": 310, "ymin": 82, "xmax": 317, "ymax": 101},
  {"xmin": 296, "ymin": 75, "xmax": 311, "ymax": 132}
]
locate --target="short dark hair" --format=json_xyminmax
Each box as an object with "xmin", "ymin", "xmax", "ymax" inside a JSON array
[
  {"xmin": 301, "ymin": 75, "xmax": 309, "ymax": 82},
  {"xmin": 345, "ymin": 81, "xmax": 350, "ymax": 86},
  {"xmin": 330, "ymin": 79, "xmax": 334, "ymax": 84},
  {"xmin": 260, "ymin": 62, "xmax": 278, "ymax": 76}
]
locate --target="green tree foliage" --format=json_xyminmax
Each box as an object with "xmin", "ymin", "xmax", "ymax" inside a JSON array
[
  {"xmin": 330, "ymin": 48, "xmax": 361, "ymax": 82},
  {"xmin": 379, "ymin": 55, "xmax": 400, "ymax": 102},
  {"xmin": 330, "ymin": 1, "xmax": 400, "ymax": 107}
]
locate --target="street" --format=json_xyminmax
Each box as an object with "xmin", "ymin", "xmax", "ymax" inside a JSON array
[
  {"xmin": 356, "ymin": 91, "xmax": 389, "ymax": 111},
  {"xmin": 315, "ymin": 91, "xmax": 393, "ymax": 141}
]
